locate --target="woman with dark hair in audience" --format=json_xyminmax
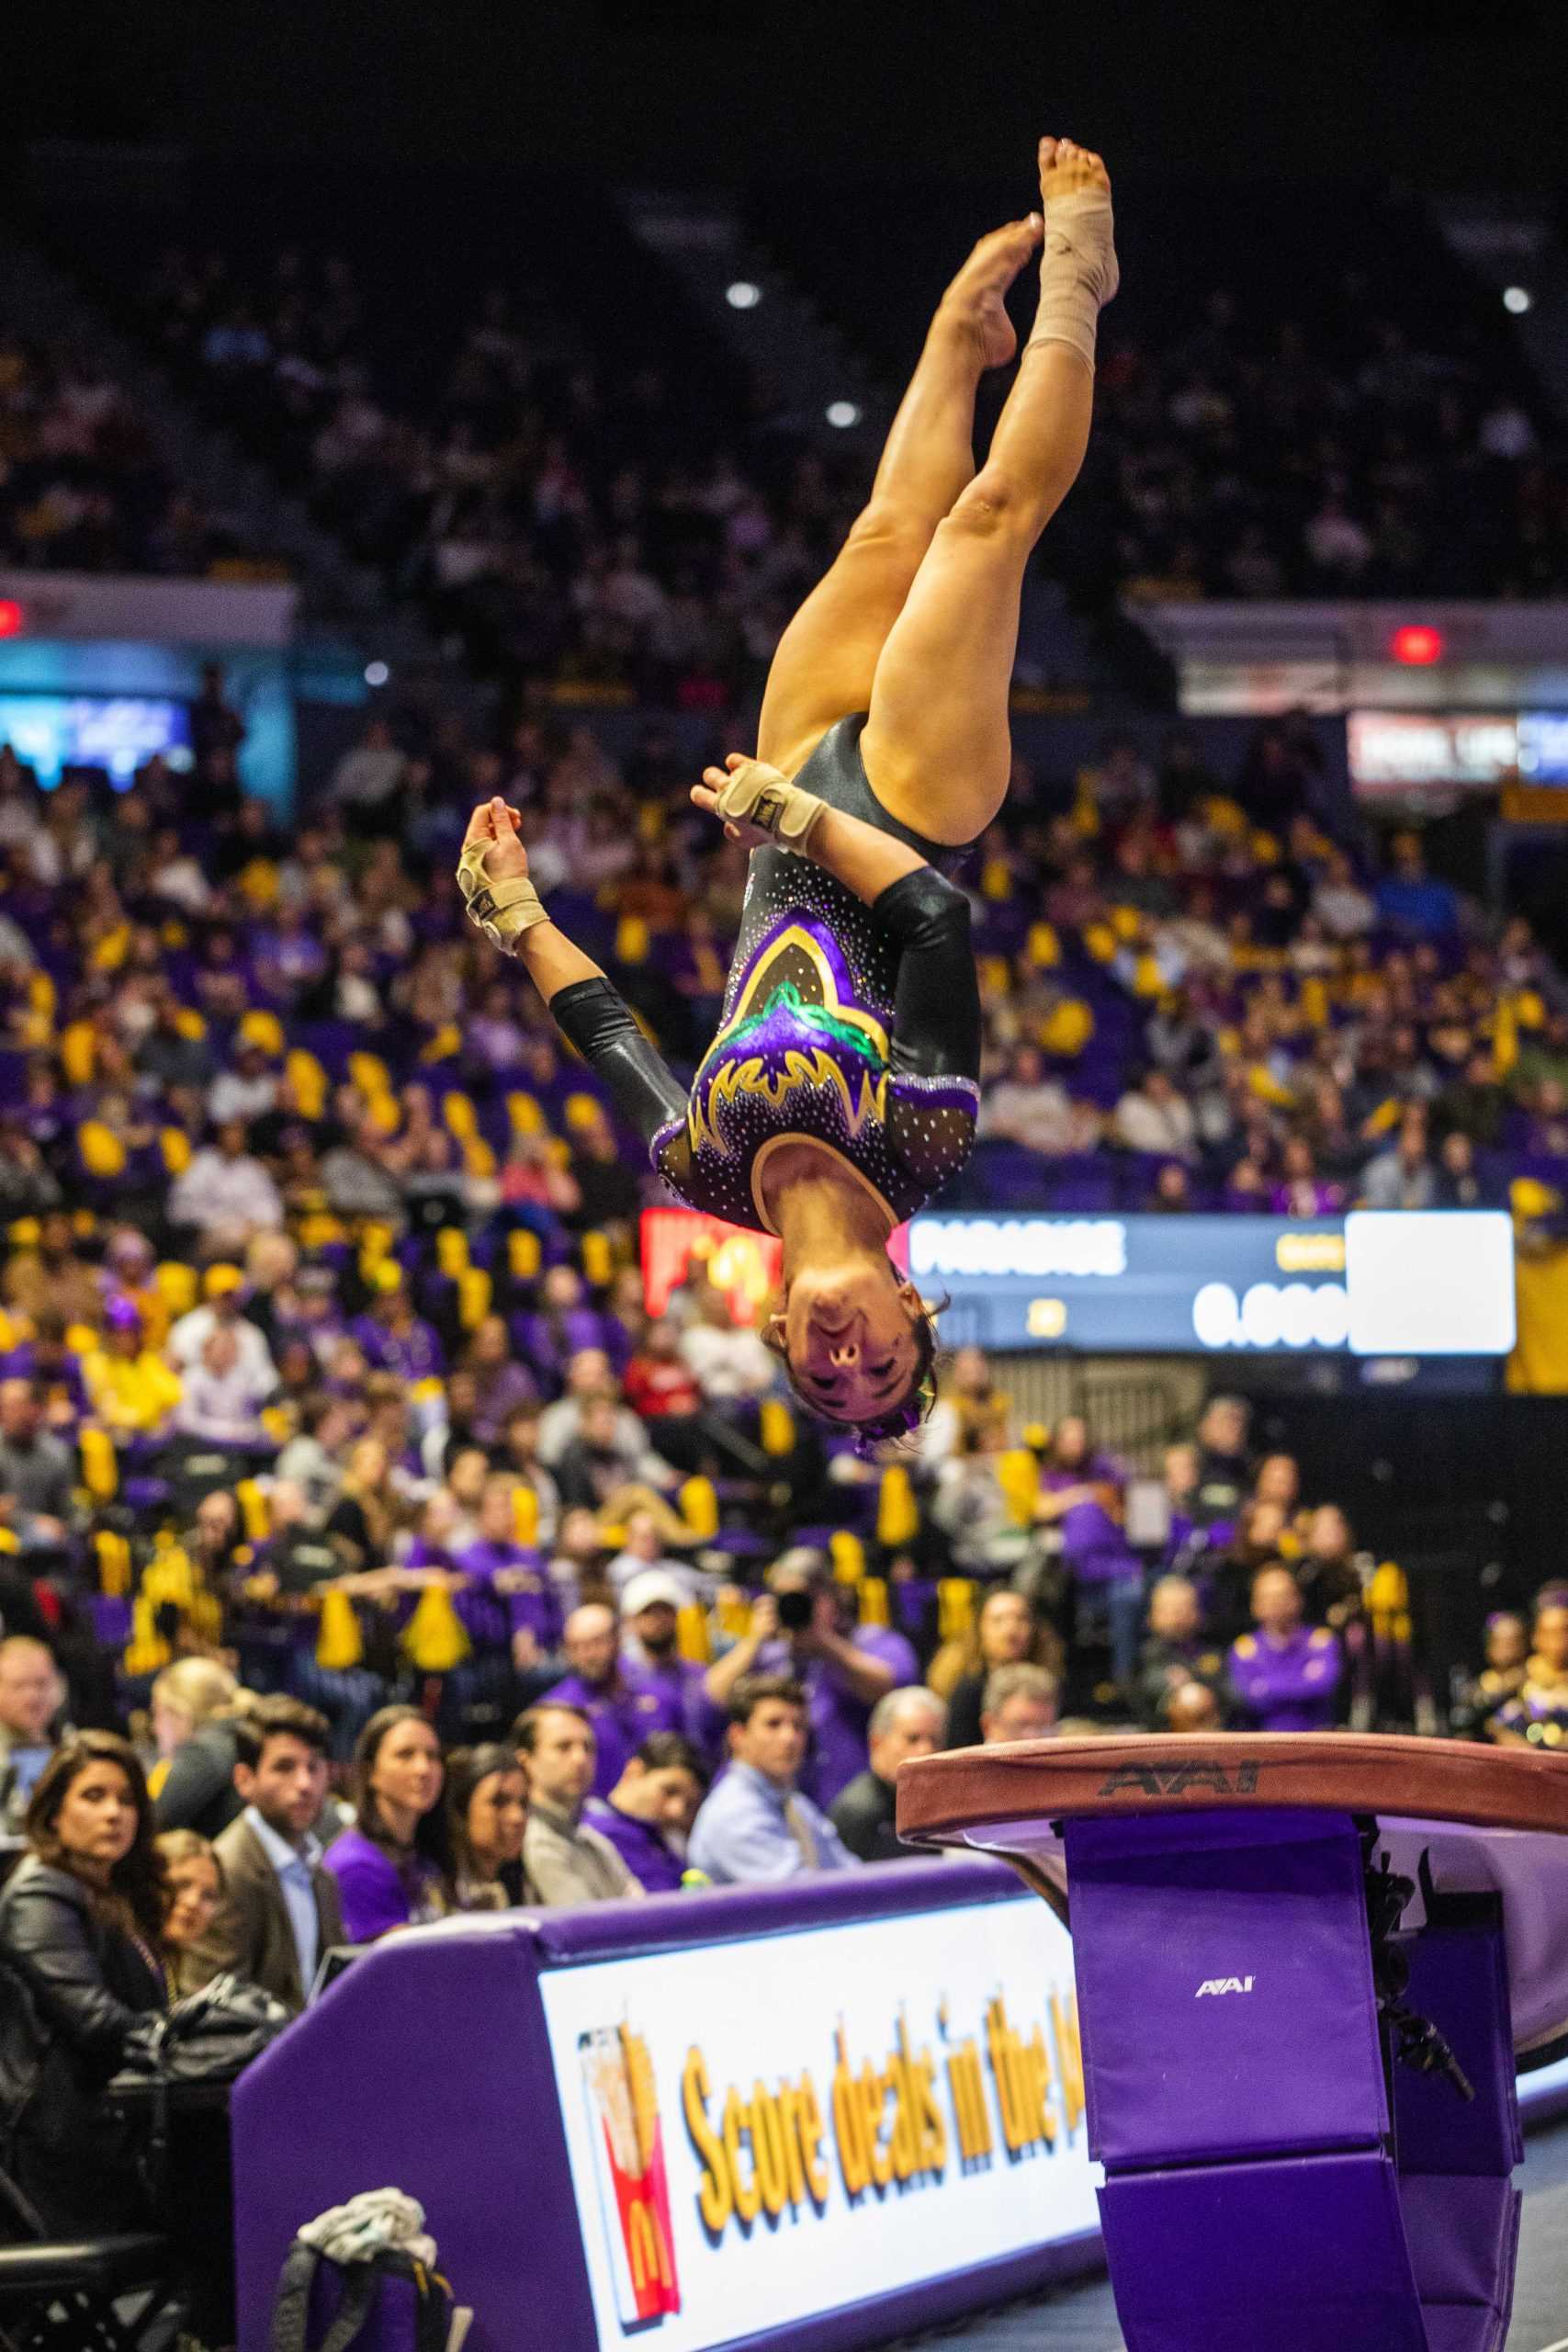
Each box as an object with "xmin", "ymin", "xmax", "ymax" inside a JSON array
[
  {"xmin": 446, "ymin": 1742, "xmax": 536, "ymax": 1908},
  {"xmin": 0, "ymin": 1732, "xmax": 168, "ymax": 2231},
  {"xmin": 324, "ymin": 1705, "xmax": 450, "ymax": 1940}
]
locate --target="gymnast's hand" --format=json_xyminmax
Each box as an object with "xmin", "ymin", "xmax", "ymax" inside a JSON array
[
  {"xmin": 460, "ymin": 795, "xmax": 530, "ymax": 881},
  {"xmin": 693, "ymin": 752, "xmax": 827, "ymax": 854}
]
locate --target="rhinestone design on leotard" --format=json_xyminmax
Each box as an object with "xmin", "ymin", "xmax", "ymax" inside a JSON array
[{"xmin": 651, "ymin": 846, "xmax": 978, "ymax": 1234}]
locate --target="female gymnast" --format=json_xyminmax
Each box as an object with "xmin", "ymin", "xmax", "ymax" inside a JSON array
[{"xmin": 458, "ymin": 136, "xmax": 1118, "ymax": 1442}]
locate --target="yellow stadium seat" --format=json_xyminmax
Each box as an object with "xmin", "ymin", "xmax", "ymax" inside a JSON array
[
  {"xmin": 829, "ymin": 1532, "xmax": 865, "ymax": 1587},
  {"xmin": 565, "ymin": 1092, "xmax": 602, "ymax": 1132},
  {"xmin": 436, "ymin": 1227, "xmax": 470, "ymax": 1277},
  {"xmin": 680, "ymin": 1476, "xmax": 719, "ymax": 1542},
  {"xmin": 78, "ymin": 1121, "xmax": 127, "ymax": 1179},
  {"xmin": 615, "ymin": 914, "xmax": 650, "ymax": 964},
  {"xmin": 507, "ymin": 1092, "xmax": 546, "ymax": 1136},
  {"xmin": 981, "ymin": 856, "xmax": 1012, "ymax": 901},
  {"xmin": 1026, "ymin": 922, "xmax": 1061, "ymax": 969},
  {"xmin": 419, "ymin": 1024, "xmax": 461, "ymax": 1064},
  {"xmin": 677, "ymin": 1603, "xmax": 713, "ymax": 1666},
  {"xmin": 285, "ymin": 1049, "xmax": 328, "ymax": 1120},
  {"xmin": 61, "ymin": 1021, "xmax": 96, "ymax": 1086},
  {"xmin": 1040, "ymin": 999, "xmax": 1093, "ymax": 1057},
  {"xmin": 508, "ymin": 1229, "xmax": 542, "ymax": 1281},
  {"xmin": 876, "ymin": 1464, "xmax": 919, "ymax": 1550},
  {"xmin": 95, "ymin": 1530, "xmax": 132, "ymax": 1597},
  {"xmin": 235, "ymin": 1479, "xmax": 270, "ymax": 1543},
  {"xmin": 80, "ymin": 1426, "xmax": 118, "ymax": 1504},
  {"xmin": 998, "ymin": 1446, "xmax": 1041, "ymax": 1528},
  {"xmin": 760, "ymin": 1399, "xmax": 795, "ymax": 1457},
  {"xmin": 581, "ymin": 1231, "xmax": 612, "ymax": 1288},
  {"xmin": 938, "ymin": 1577, "xmax": 976, "ymax": 1645},
  {"xmin": 240, "ymin": 1010, "xmax": 285, "ymax": 1058},
  {"xmin": 155, "ymin": 1262, "xmax": 199, "ymax": 1317},
  {"xmin": 161, "ymin": 1127, "xmax": 192, "ymax": 1175},
  {"xmin": 513, "ymin": 1486, "xmax": 539, "ymax": 1547},
  {"xmin": 457, "ymin": 1267, "xmax": 492, "ymax": 1329},
  {"xmin": 859, "ymin": 1576, "xmax": 891, "ymax": 1629},
  {"xmin": 443, "ymin": 1091, "xmax": 478, "ymax": 1140},
  {"xmin": 348, "ymin": 1051, "xmax": 392, "ymax": 1098}
]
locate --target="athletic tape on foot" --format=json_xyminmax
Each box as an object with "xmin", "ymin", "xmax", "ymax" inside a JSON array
[
  {"xmin": 1029, "ymin": 185, "xmax": 1119, "ymax": 374},
  {"xmin": 714, "ymin": 758, "xmax": 828, "ymax": 853},
  {"xmin": 457, "ymin": 839, "xmax": 549, "ymax": 956}
]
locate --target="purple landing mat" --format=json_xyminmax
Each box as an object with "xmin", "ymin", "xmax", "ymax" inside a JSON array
[
  {"xmin": 1064, "ymin": 1809, "xmax": 1388, "ymax": 2170},
  {"xmin": 1097, "ymin": 2149, "xmax": 1428, "ymax": 2352}
]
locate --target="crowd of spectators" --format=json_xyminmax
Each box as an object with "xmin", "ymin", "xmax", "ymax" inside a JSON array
[
  {"xmin": 0, "ymin": 333, "xmax": 264, "ymax": 579},
  {"xmin": 1089, "ymin": 278, "xmax": 1565, "ymax": 605}
]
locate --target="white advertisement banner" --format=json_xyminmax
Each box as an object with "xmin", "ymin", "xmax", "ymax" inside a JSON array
[
  {"xmin": 539, "ymin": 1896, "xmax": 1097, "ymax": 2351},
  {"xmin": 0, "ymin": 571, "xmax": 297, "ymax": 648}
]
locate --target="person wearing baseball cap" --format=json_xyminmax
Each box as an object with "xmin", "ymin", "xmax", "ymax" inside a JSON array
[{"xmin": 620, "ymin": 1570, "xmax": 725, "ymax": 1770}]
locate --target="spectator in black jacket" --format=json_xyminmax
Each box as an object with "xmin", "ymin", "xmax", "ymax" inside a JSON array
[
  {"xmin": 829, "ymin": 1688, "xmax": 945, "ymax": 1863},
  {"xmin": 0, "ymin": 1732, "xmax": 167, "ymax": 2232}
]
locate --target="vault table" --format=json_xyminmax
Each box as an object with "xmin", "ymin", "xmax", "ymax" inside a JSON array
[{"xmin": 897, "ymin": 1732, "xmax": 1568, "ymax": 2352}]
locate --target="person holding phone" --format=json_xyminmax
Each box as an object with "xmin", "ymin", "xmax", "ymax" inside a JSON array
[{"xmin": 703, "ymin": 1550, "xmax": 917, "ymax": 1807}]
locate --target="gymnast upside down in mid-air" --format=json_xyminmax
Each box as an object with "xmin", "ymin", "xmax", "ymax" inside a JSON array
[{"xmin": 459, "ymin": 136, "xmax": 1118, "ymax": 1442}]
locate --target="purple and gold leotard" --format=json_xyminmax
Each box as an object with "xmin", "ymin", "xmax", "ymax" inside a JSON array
[{"xmin": 547, "ymin": 731, "xmax": 983, "ymax": 1238}]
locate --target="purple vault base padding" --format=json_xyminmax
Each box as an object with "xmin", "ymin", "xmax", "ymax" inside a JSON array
[{"xmin": 1062, "ymin": 1808, "xmax": 1523, "ymax": 2352}]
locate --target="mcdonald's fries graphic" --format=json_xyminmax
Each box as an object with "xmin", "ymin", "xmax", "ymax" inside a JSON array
[{"xmin": 581, "ymin": 2024, "xmax": 681, "ymax": 2327}]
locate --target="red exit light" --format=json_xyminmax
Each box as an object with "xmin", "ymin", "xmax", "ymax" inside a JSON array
[
  {"xmin": 1391, "ymin": 623, "xmax": 1444, "ymax": 666},
  {"xmin": 0, "ymin": 601, "xmax": 23, "ymax": 639}
]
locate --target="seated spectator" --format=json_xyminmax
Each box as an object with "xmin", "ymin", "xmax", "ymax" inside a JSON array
[
  {"xmin": 678, "ymin": 1282, "xmax": 774, "ymax": 1407},
  {"xmin": 920, "ymin": 1344, "xmax": 1010, "ymax": 1466},
  {"xmin": 980, "ymin": 1663, "xmax": 1059, "ymax": 1744},
  {"xmin": 704, "ymin": 1550, "xmax": 914, "ymax": 1808},
  {"xmin": 1191, "ymin": 1395, "xmax": 1253, "ymax": 1527},
  {"xmin": 1113, "ymin": 1068, "xmax": 1197, "ymax": 1159},
  {"xmin": 619, "ymin": 1569, "xmax": 726, "ymax": 1765},
  {"xmin": 623, "ymin": 1318, "xmax": 705, "ymax": 1422},
  {"xmin": 931, "ymin": 1589, "xmax": 1055, "ymax": 1751},
  {"xmin": 978, "ymin": 1045, "xmax": 1093, "ymax": 1159},
  {"xmin": 1294, "ymin": 1503, "xmax": 1365, "ymax": 1628},
  {"xmin": 182, "ymin": 1696, "xmax": 342, "ymax": 2012},
  {"xmin": 1489, "ymin": 1596, "xmax": 1568, "ymax": 1749},
  {"xmin": 167, "ymin": 1116, "xmax": 285, "ymax": 1246},
  {"xmin": 0, "ymin": 1734, "xmax": 167, "ymax": 2231},
  {"xmin": 1227, "ymin": 1565, "xmax": 1343, "ymax": 1732},
  {"xmin": 516, "ymin": 1702, "xmax": 643, "ymax": 1904},
  {"xmin": 167, "ymin": 1265, "xmax": 279, "ymax": 1389},
  {"xmin": 1359, "ymin": 1107, "xmax": 1437, "ymax": 1211},
  {"xmin": 1035, "ymin": 1416, "xmax": 1145, "ymax": 1691},
  {"xmin": 1135, "ymin": 1576, "xmax": 1229, "ymax": 1730},
  {"xmin": 446, "ymin": 1741, "xmax": 535, "ymax": 1908},
  {"xmin": 150, "ymin": 1657, "xmax": 244, "ymax": 1836},
  {"xmin": 459, "ymin": 1315, "xmax": 538, "ymax": 1446},
  {"xmin": 1450, "ymin": 1611, "xmax": 1530, "ymax": 1741},
  {"xmin": 324, "ymin": 1705, "xmax": 449, "ymax": 1940},
  {"xmin": 83, "ymin": 1301, "xmax": 185, "ymax": 1443},
  {"xmin": 606, "ymin": 1507, "xmax": 696, "ymax": 1604},
  {"xmin": 153, "ymin": 1827, "xmax": 224, "ymax": 1996},
  {"xmin": 829, "ymin": 1687, "xmax": 946, "ymax": 1863},
  {"xmin": 556, "ymin": 1393, "xmax": 674, "ymax": 1513},
  {"xmin": 543, "ymin": 1601, "xmax": 670, "ymax": 1795},
  {"xmin": 0, "ymin": 1376, "xmax": 76, "ymax": 1553},
  {"xmin": 0, "ymin": 1635, "xmax": 68, "ymax": 1832},
  {"xmin": 274, "ymin": 1392, "xmax": 355, "ymax": 1520},
  {"xmin": 585, "ymin": 1732, "xmax": 708, "ymax": 1894},
  {"xmin": 173, "ymin": 1322, "xmax": 275, "ymax": 1444},
  {"xmin": 687, "ymin": 1676, "xmax": 857, "ymax": 1884}
]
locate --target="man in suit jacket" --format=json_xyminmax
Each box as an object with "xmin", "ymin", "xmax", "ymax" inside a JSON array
[{"xmin": 187, "ymin": 1695, "xmax": 344, "ymax": 2013}]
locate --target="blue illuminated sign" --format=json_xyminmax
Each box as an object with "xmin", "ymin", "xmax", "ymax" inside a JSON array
[
  {"xmin": 0, "ymin": 695, "xmax": 192, "ymax": 787},
  {"xmin": 907, "ymin": 1212, "xmax": 1516, "ymax": 1356}
]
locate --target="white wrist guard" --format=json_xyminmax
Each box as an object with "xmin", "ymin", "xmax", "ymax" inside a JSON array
[
  {"xmin": 716, "ymin": 758, "xmax": 828, "ymax": 854},
  {"xmin": 457, "ymin": 840, "xmax": 548, "ymax": 956}
]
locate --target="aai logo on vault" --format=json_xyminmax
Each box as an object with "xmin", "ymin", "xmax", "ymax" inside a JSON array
[{"xmin": 1194, "ymin": 1978, "xmax": 1256, "ymax": 1997}]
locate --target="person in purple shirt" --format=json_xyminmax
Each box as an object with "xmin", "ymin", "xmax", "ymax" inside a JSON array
[
  {"xmin": 618, "ymin": 1569, "xmax": 726, "ymax": 1769},
  {"xmin": 453, "ymin": 1474, "xmax": 562, "ymax": 1673},
  {"xmin": 705, "ymin": 1551, "xmax": 916, "ymax": 1809},
  {"xmin": 1226, "ymin": 1565, "xmax": 1343, "ymax": 1734},
  {"xmin": 1036, "ymin": 1415, "xmax": 1145, "ymax": 1692},
  {"xmin": 324, "ymin": 1705, "xmax": 450, "ymax": 1942},
  {"xmin": 584, "ymin": 1733, "xmax": 709, "ymax": 1894},
  {"xmin": 538, "ymin": 1601, "xmax": 670, "ymax": 1797},
  {"xmin": 350, "ymin": 1284, "xmax": 445, "ymax": 1385}
]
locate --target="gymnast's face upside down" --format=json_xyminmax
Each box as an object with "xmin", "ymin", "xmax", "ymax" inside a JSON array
[{"xmin": 767, "ymin": 1248, "xmax": 933, "ymax": 1441}]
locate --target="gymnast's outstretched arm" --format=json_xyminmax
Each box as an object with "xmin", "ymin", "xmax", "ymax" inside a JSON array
[
  {"xmin": 692, "ymin": 758, "xmax": 981, "ymax": 1083},
  {"xmin": 457, "ymin": 797, "xmax": 686, "ymax": 1146}
]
